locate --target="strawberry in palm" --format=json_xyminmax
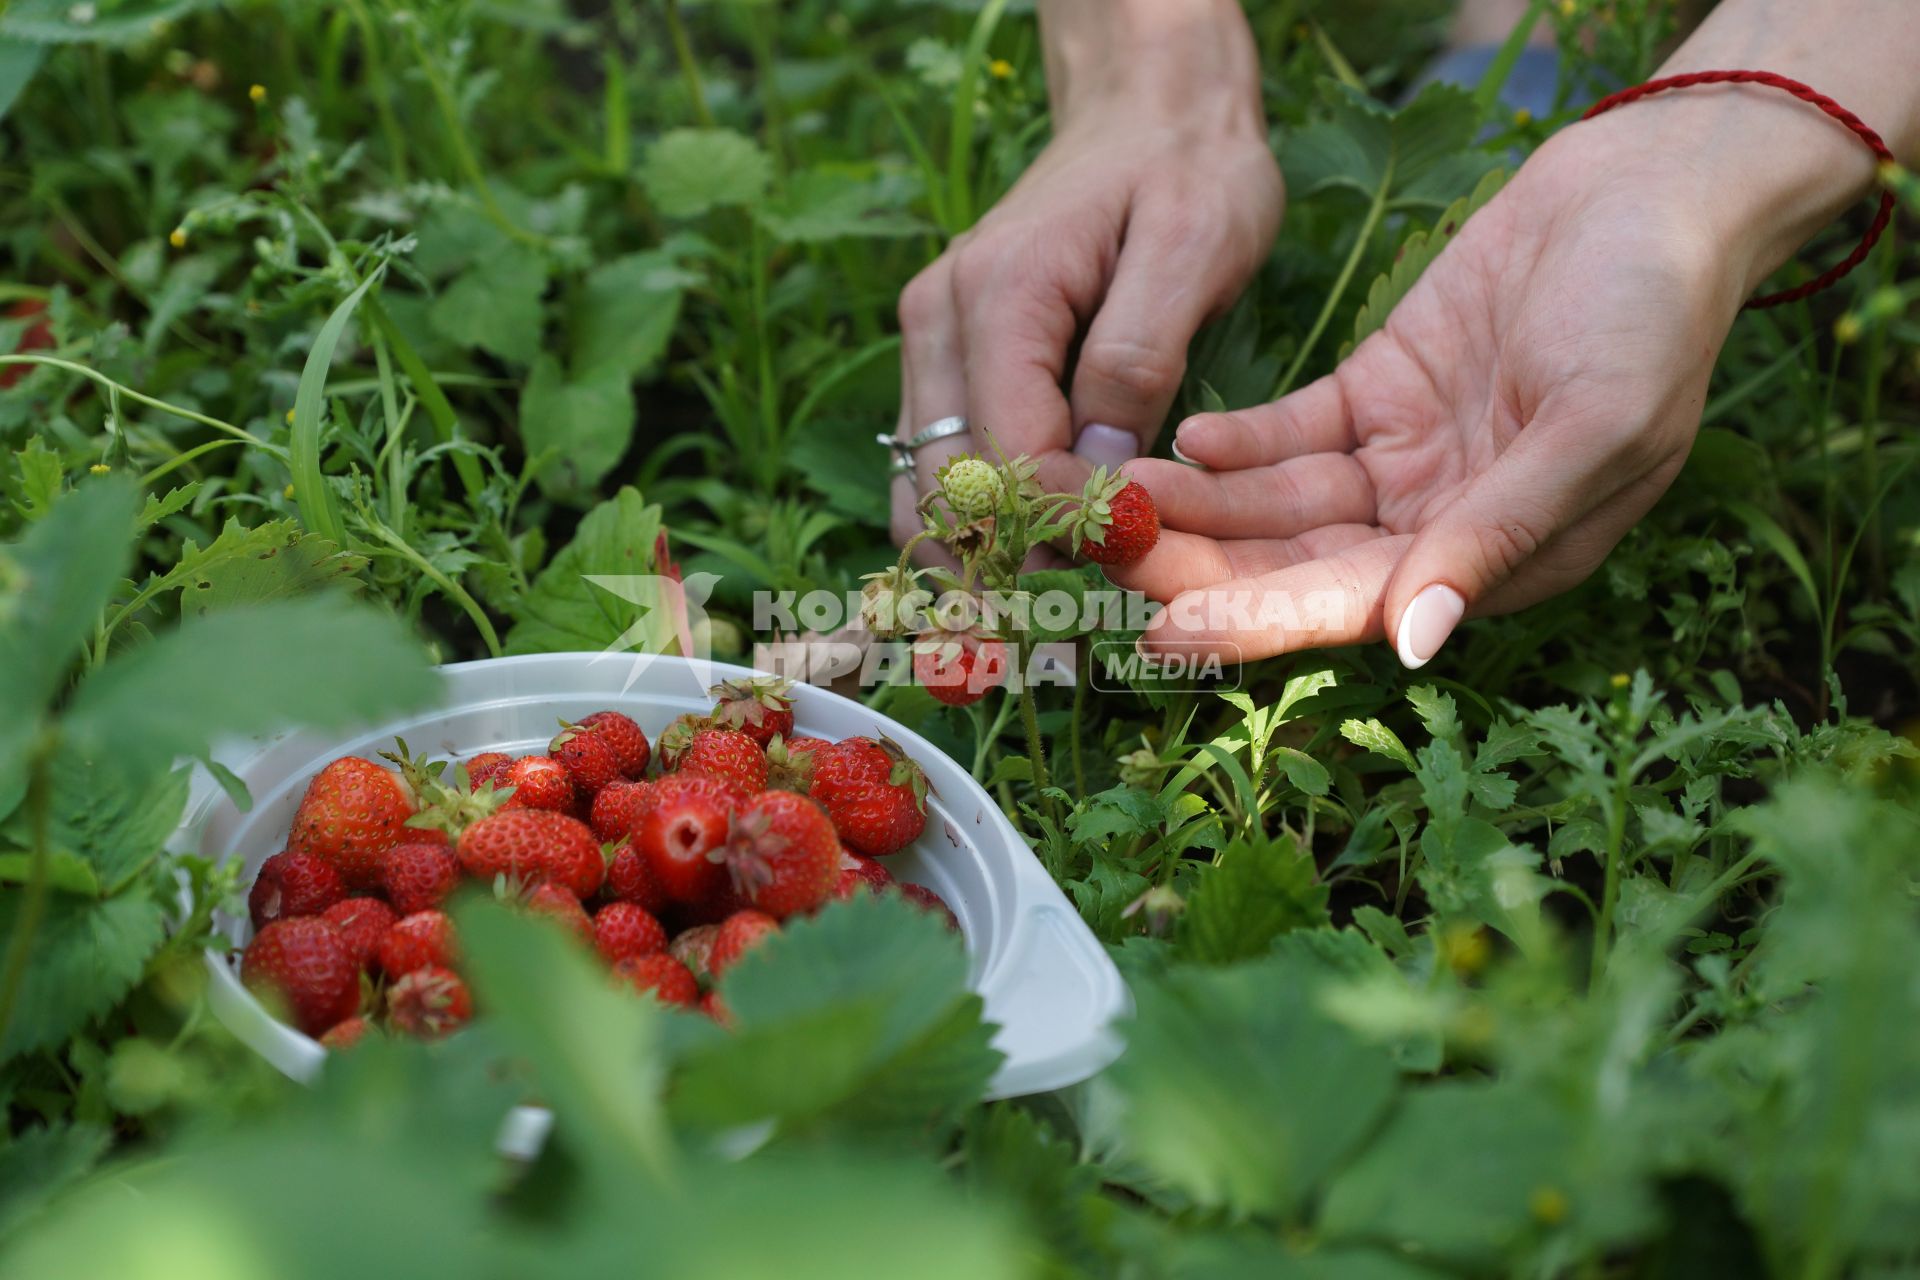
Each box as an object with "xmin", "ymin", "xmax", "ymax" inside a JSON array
[
  {"xmin": 1073, "ymin": 466, "xmax": 1160, "ymax": 566},
  {"xmin": 286, "ymin": 757, "xmax": 417, "ymax": 890}
]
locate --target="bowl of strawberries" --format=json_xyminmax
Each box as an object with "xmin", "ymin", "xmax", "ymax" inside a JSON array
[{"xmin": 179, "ymin": 653, "xmax": 1129, "ymax": 1099}]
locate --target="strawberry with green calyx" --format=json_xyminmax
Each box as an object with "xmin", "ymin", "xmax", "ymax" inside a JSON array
[
  {"xmin": 377, "ymin": 910, "xmax": 459, "ymax": 976},
  {"xmin": 248, "ymin": 850, "xmax": 346, "ymax": 928},
  {"xmin": 592, "ymin": 901, "xmax": 668, "ymax": 963},
  {"xmin": 456, "ymin": 809, "xmax": 606, "ymax": 899},
  {"xmin": 464, "ymin": 752, "xmax": 514, "ymax": 792},
  {"xmin": 321, "ymin": 896, "xmax": 398, "ymax": 971},
  {"xmin": 721, "ymin": 791, "xmax": 839, "ymax": 919},
  {"xmin": 670, "ymin": 923, "xmax": 720, "ymax": 985},
  {"xmin": 709, "ymin": 909, "xmax": 779, "ymax": 977},
  {"xmin": 808, "ymin": 736, "xmax": 930, "ymax": 857},
  {"xmin": 1073, "ymin": 466, "xmax": 1160, "ymax": 566},
  {"xmin": 655, "ymin": 712, "xmax": 709, "ymax": 772},
  {"xmin": 707, "ymin": 677, "xmax": 796, "ymax": 748},
  {"xmin": 612, "ymin": 954, "xmax": 699, "ymax": 1007},
  {"xmin": 287, "ymin": 756, "xmax": 418, "ymax": 891},
  {"xmin": 577, "ymin": 709, "xmax": 650, "ymax": 777},
  {"xmin": 764, "ymin": 735, "xmax": 825, "ymax": 793},
  {"xmin": 858, "ymin": 563, "xmax": 932, "ymax": 639},
  {"xmin": 241, "ymin": 917, "xmax": 362, "ymax": 1037},
  {"xmin": 678, "ymin": 727, "xmax": 769, "ymax": 793},
  {"xmin": 550, "ymin": 722, "xmax": 625, "ymax": 796},
  {"xmin": 936, "ymin": 455, "xmax": 1008, "ymax": 520},
  {"xmin": 387, "ymin": 966, "xmax": 471, "ymax": 1039},
  {"xmin": 911, "ymin": 625, "xmax": 1009, "ymax": 707}
]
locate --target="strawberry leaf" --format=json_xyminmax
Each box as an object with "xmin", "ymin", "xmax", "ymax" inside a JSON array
[
  {"xmin": 0, "ymin": 891, "xmax": 165, "ymax": 1060},
  {"xmin": 1176, "ymin": 832, "xmax": 1328, "ymax": 965}
]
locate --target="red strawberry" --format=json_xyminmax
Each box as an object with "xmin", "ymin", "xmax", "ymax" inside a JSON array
[
  {"xmin": 319, "ymin": 1015, "xmax": 373, "ymax": 1051},
  {"xmin": 700, "ymin": 990, "xmax": 733, "ymax": 1027},
  {"xmin": 911, "ymin": 629, "xmax": 1008, "ymax": 707},
  {"xmin": 579, "ymin": 709, "xmax": 650, "ymax": 777},
  {"xmin": 634, "ymin": 774, "xmax": 735, "ymax": 904},
  {"xmin": 669, "ymin": 923, "xmax": 720, "ymax": 984},
  {"xmin": 606, "ymin": 845, "xmax": 668, "ymax": 913},
  {"xmin": 708, "ymin": 677, "xmax": 796, "ymax": 748},
  {"xmin": 1075, "ymin": 470, "xmax": 1160, "ymax": 566},
  {"xmin": 678, "ymin": 727, "xmax": 769, "ymax": 793},
  {"xmin": 465, "ymin": 752, "xmax": 514, "ymax": 792},
  {"xmin": 898, "ymin": 883, "xmax": 961, "ymax": 933},
  {"xmin": 286, "ymin": 757, "xmax": 416, "ymax": 890},
  {"xmin": 502, "ymin": 755, "xmax": 574, "ymax": 813},
  {"xmin": 808, "ymin": 737, "xmax": 928, "ymax": 857},
  {"xmin": 830, "ymin": 852, "xmax": 895, "ymax": 901},
  {"xmin": 722, "ymin": 791, "xmax": 839, "ymax": 919},
  {"xmin": 709, "ymin": 909, "xmax": 779, "ymax": 978},
  {"xmin": 241, "ymin": 917, "xmax": 362, "ymax": 1036},
  {"xmin": 612, "ymin": 954, "xmax": 698, "ymax": 1007},
  {"xmin": 248, "ymin": 850, "xmax": 346, "ymax": 928},
  {"xmin": 590, "ymin": 779, "xmax": 653, "ymax": 843},
  {"xmin": 388, "ymin": 965, "xmax": 472, "ymax": 1038},
  {"xmin": 550, "ymin": 724, "xmax": 625, "ymax": 796},
  {"xmin": 377, "ymin": 910, "xmax": 459, "ymax": 976},
  {"xmin": 592, "ymin": 902, "xmax": 668, "ymax": 963},
  {"xmin": 381, "ymin": 841, "xmax": 461, "ymax": 915},
  {"xmin": 524, "ymin": 882, "xmax": 593, "ymax": 944},
  {"xmin": 1, "ymin": 300, "xmax": 54, "ymax": 391},
  {"xmin": 456, "ymin": 809, "xmax": 605, "ymax": 899},
  {"xmin": 765, "ymin": 735, "xmax": 824, "ymax": 792},
  {"xmin": 655, "ymin": 713, "xmax": 708, "ymax": 771},
  {"xmin": 321, "ymin": 897, "xmax": 398, "ymax": 970}
]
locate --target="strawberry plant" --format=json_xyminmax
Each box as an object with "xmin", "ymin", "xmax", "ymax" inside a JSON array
[{"xmin": 3, "ymin": 3, "xmax": 1919, "ymax": 1277}]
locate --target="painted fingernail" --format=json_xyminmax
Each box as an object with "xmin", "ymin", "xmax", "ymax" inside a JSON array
[
  {"xmin": 1074, "ymin": 423, "xmax": 1138, "ymax": 468},
  {"xmin": 1169, "ymin": 437, "xmax": 1205, "ymax": 468},
  {"xmin": 1394, "ymin": 584, "xmax": 1465, "ymax": 670}
]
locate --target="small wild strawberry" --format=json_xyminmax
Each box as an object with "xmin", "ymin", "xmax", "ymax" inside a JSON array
[
  {"xmin": 380, "ymin": 841, "xmax": 462, "ymax": 915},
  {"xmin": 550, "ymin": 723, "xmax": 626, "ymax": 796},
  {"xmin": 709, "ymin": 909, "xmax": 780, "ymax": 978},
  {"xmin": 829, "ymin": 851, "xmax": 894, "ymax": 901},
  {"xmin": 465, "ymin": 752, "xmax": 514, "ymax": 792},
  {"xmin": 937, "ymin": 455, "xmax": 1006, "ymax": 519},
  {"xmin": 241, "ymin": 917, "xmax": 362, "ymax": 1037},
  {"xmin": 523, "ymin": 881, "xmax": 594, "ymax": 944},
  {"xmin": 577, "ymin": 709, "xmax": 650, "ymax": 776},
  {"xmin": 590, "ymin": 779, "xmax": 653, "ymax": 842},
  {"xmin": 633, "ymin": 774, "xmax": 735, "ymax": 904},
  {"xmin": 377, "ymin": 910, "xmax": 459, "ymax": 976},
  {"xmin": 678, "ymin": 727, "xmax": 769, "ymax": 793},
  {"xmin": 1074, "ymin": 467, "xmax": 1159, "ymax": 566},
  {"xmin": 612, "ymin": 954, "xmax": 698, "ymax": 1007},
  {"xmin": 655, "ymin": 712, "xmax": 708, "ymax": 772},
  {"xmin": 592, "ymin": 901, "xmax": 668, "ymax": 963},
  {"xmin": 387, "ymin": 965, "xmax": 472, "ymax": 1038},
  {"xmin": 501, "ymin": 755, "xmax": 575, "ymax": 812},
  {"xmin": 248, "ymin": 850, "xmax": 347, "ymax": 928},
  {"xmin": 911, "ymin": 627, "xmax": 1008, "ymax": 707},
  {"xmin": 606, "ymin": 845, "xmax": 668, "ymax": 913},
  {"xmin": 722, "ymin": 791, "xmax": 840, "ymax": 919},
  {"xmin": 808, "ymin": 736, "xmax": 929, "ymax": 857},
  {"xmin": 286, "ymin": 757, "xmax": 416, "ymax": 890},
  {"xmin": 321, "ymin": 897, "xmax": 398, "ymax": 970},
  {"xmin": 456, "ymin": 809, "xmax": 605, "ymax": 899},
  {"xmin": 669, "ymin": 923, "xmax": 720, "ymax": 984},
  {"xmin": 898, "ymin": 882, "xmax": 961, "ymax": 932},
  {"xmin": 319, "ymin": 1015, "xmax": 374, "ymax": 1051},
  {"xmin": 708, "ymin": 677, "xmax": 796, "ymax": 748}
]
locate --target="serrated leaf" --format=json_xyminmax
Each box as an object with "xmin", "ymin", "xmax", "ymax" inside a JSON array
[
  {"xmin": 0, "ymin": 892, "xmax": 166, "ymax": 1059},
  {"xmin": 1177, "ymin": 833, "xmax": 1328, "ymax": 964},
  {"xmin": 1271, "ymin": 746, "xmax": 1331, "ymax": 796},
  {"xmin": 1342, "ymin": 167, "xmax": 1508, "ymax": 358},
  {"xmin": 0, "ymin": 850, "xmax": 99, "ymax": 895},
  {"xmin": 60, "ymin": 599, "xmax": 439, "ymax": 779},
  {"xmin": 518, "ymin": 355, "xmax": 636, "ymax": 498},
  {"xmin": 428, "ymin": 245, "xmax": 547, "ymax": 365},
  {"xmin": 1340, "ymin": 717, "xmax": 1416, "ymax": 770},
  {"xmin": 5, "ymin": 436, "xmax": 64, "ymax": 519},
  {"xmin": 156, "ymin": 519, "xmax": 365, "ymax": 616},
  {"xmin": 0, "ymin": 1121, "xmax": 109, "ymax": 1241},
  {"xmin": 1066, "ymin": 785, "xmax": 1166, "ymax": 847},
  {"xmin": 639, "ymin": 128, "xmax": 772, "ymax": 218},
  {"xmin": 1283, "ymin": 80, "xmax": 1495, "ymax": 212},
  {"xmin": 136, "ymin": 482, "xmax": 199, "ymax": 528},
  {"xmin": 502, "ymin": 487, "xmax": 675, "ymax": 655},
  {"xmin": 1107, "ymin": 951, "xmax": 1399, "ymax": 1216}
]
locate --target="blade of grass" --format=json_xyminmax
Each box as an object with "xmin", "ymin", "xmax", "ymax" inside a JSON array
[
  {"xmin": 946, "ymin": 0, "xmax": 1012, "ymax": 231},
  {"xmin": 290, "ymin": 274, "xmax": 380, "ymax": 549}
]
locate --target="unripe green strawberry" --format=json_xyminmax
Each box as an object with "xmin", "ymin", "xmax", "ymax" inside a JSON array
[{"xmin": 938, "ymin": 456, "xmax": 1004, "ymax": 519}]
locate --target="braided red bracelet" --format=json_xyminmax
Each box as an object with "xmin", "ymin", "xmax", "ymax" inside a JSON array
[{"xmin": 1583, "ymin": 71, "xmax": 1898, "ymax": 310}]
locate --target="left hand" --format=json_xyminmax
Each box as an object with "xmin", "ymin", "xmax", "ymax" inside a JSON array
[{"xmin": 1109, "ymin": 108, "xmax": 1776, "ymax": 668}]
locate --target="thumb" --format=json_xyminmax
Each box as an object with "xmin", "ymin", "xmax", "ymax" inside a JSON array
[{"xmin": 1384, "ymin": 419, "xmax": 1619, "ymax": 670}]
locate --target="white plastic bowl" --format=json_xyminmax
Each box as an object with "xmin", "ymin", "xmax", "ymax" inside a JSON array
[{"xmin": 179, "ymin": 653, "xmax": 1129, "ymax": 1101}]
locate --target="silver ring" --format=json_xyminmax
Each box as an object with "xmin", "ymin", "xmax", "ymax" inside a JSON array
[{"xmin": 878, "ymin": 416, "xmax": 969, "ymax": 478}]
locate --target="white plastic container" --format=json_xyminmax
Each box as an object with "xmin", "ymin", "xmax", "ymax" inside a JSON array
[{"xmin": 179, "ymin": 653, "xmax": 1130, "ymax": 1101}]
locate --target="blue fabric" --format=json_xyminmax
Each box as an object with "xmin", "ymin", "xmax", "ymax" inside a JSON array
[{"xmin": 1411, "ymin": 44, "xmax": 1568, "ymax": 119}]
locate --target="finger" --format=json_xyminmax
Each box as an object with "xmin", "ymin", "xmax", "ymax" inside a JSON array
[
  {"xmin": 1123, "ymin": 453, "xmax": 1376, "ymax": 542},
  {"xmin": 1380, "ymin": 412, "xmax": 1647, "ymax": 670},
  {"xmin": 1105, "ymin": 523, "xmax": 1384, "ymax": 603},
  {"xmin": 892, "ymin": 261, "xmax": 971, "ymax": 565},
  {"xmin": 951, "ymin": 246, "xmax": 1083, "ymax": 492},
  {"xmin": 1066, "ymin": 224, "xmax": 1227, "ymax": 460},
  {"xmin": 1169, "ymin": 374, "xmax": 1356, "ymax": 470},
  {"xmin": 1140, "ymin": 535, "xmax": 1412, "ymax": 664}
]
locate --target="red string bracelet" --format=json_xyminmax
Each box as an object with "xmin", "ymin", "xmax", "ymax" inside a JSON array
[{"xmin": 1582, "ymin": 70, "xmax": 1898, "ymax": 310}]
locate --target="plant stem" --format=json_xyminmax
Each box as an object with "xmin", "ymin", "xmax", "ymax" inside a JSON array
[
  {"xmin": 1588, "ymin": 759, "xmax": 1631, "ymax": 989},
  {"xmin": 1070, "ymin": 635, "xmax": 1088, "ymax": 796},
  {"xmin": 0, "ymin": 357, "xmax": 276, "ymax": 453},
  {"xmin": 662, "ymin": 0, "xmax": 716, "ymax": 129},
  {"xmin": 1272, "ymin": 153, "xmax": 1394, "ymax": 400},
  {"xmin": 1016, "ymin": 640, "xmax": 1055, "ymax": 823}
]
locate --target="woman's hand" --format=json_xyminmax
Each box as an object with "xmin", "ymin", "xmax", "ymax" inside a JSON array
[
  {"xmin": 890, "ymin": 0, "xmax": 1283, "ymax": 550},
  {"xmin": 1113, "ymin": 88, "xmax": 1875, "ymax": 667}
]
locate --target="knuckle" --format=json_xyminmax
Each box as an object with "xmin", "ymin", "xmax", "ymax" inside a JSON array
[
  {"xmin": 897, "ymin": 267, "xmax": 949, "ymax": 332},
  {"xmin": 1079, "ymin": 336, "xmax": 1184, "ymax": 403}
]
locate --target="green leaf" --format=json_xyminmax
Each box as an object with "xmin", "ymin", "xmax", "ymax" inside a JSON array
[
  {"xmin": 0, "ymin": 0, "xmax": 217, "ymax": 44},
  {"xmin": 1107, "ymin": 951, "xmax": 1399, "ymax": 1216},
  {"xmin": 639, "ymin": 127, "xmax": 773, "ymax": 218},
  {"xmin": 0, "ymin": 37, "xmax": 45, "ymax": 123},
  {"xmin": 0, "ymin": 478, "xmax": 138, "ymax": 778},
  {"xmin": 1066, "ymin": 785, "xmax": 1166, "ymax": 848},
  {"xmin": 755, "ymin": 168, "xmax": 931, "ymax": 243},
  {"xmin": 1177, "ymin": 833, "xmax": 1329, "ymax": 964},
  {"xmin": 60, "ymin": 599, "xmax": 439, "ymax": 779},
  {"xmin": 0, "ymin": 892, "xmax": 166, "ymax": 1059},
  {"xmin": 36, "ymin": 763, "xmax": 190, "ymax": 887},
  {"xmin": 1342, "ymin": 167, "xmax": 1508, "ymax": 358},
  {"xmin": 503, "ymin": 487, "xmax": 674, "ymax": 655},
  {"xmin": 290, "ymin": 274, "xmax": 379, "ymax": 548},
  {"xmin": 1271, "ymin": 746, "xmax": 1331, "ymax": 796},
  {"xmin": 156, "ymin": 519, "xmax": 365, "ymax": 617},
  {"xmin": 1321, "ymin": 1081, "xmax": 1574, "ymax": 1267},
  {"xmin": 0, "ymin": 850, "xmax": 98, "ymax": 895},
  {"xmin": 1283, "ymin": 80, "xmax": 1496, "ymax": 213},
  {"xmin": 428, "ymin": 245, "xmax": 547, "ymax": 365},
  {"xmin": 1340, "ymin": 717, "xmax": 1417, "ymax": 770},
  {"xmin": 676, "ymin": 893, "xmax": 1001, "ymax": 1138},
  {"xmin": 6, "ymin": 436, "xmax": 64, "ymax": 519},
  {"xmin": 1727, "ymin": 497, "xmax": 1821, "ymax": 621},
  {"xmin": 571, "ymin": 250, "xmax": 690, "ymax": 379},
  {"xmin": 518, "ymin": 355, "xmax": 636, "ymax": 498},
  {"xmin": 0, "ymin": 1121, "xmax": 108, "ymax": 1242}
]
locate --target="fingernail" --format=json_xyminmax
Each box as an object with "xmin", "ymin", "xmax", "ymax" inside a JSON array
[
  {"xmin": 1394, "ymin": 584, "xmax": 1465, "ymax": 670},
  {"xmin": 1074, "ymin": 423, "xmax": 1138, "ymax": 468},
  {"xmin": 1169, "ymin": 437, "xmax": 1205, "ymax": 468}
]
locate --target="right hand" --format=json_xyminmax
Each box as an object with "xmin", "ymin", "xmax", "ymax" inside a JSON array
[{"xmin": 889, "ymin": 1, "xmax": 1284, "ymax": 550}]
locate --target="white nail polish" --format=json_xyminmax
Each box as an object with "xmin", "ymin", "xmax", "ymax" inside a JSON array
[
  {"xmin": 1394, "ymin": 584, "xmax": 1466, "ymax": 670},
  {"xmin": 1169, "ymin": 438, "xmax": 1206, "ymax": 468}
]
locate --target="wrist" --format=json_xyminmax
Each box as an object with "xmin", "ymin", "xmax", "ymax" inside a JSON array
[{"xmin": 1039, "ymin": 0, "xmax": 1264, "ymax": 136}]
